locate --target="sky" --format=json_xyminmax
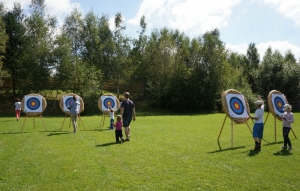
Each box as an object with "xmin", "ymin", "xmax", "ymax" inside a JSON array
[{"xmin": 2, "ymin": 0, "xmax": 300, "ymax": 61}]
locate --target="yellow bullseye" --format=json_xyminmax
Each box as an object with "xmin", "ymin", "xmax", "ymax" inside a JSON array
[{"xmin": 234, "ymin": 103, "xmax": 240, "ymax": 109}]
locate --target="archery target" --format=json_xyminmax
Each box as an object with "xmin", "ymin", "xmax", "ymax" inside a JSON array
[
  {"xmin": 226, "ymin": 94, "xmax": 248, "ymax": 118},
  {"xmin": 63, "ymin": 96, "xmax": 80, "ymax": 112},
  {"xmin": 271, "ymin": 94, "xmax": 286, "ymax": 116},
  {"xmin": 101, "ymin": 96, "xmax": 117, "ymax": 111},
  {"xmin": 24, "ymin": 95, "xmax": 43, "ymax": 112}
]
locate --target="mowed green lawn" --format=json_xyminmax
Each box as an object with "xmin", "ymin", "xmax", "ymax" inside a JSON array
[{"xmin": 0, "ymin": 113, "xmax": 299, "ymax": 190}]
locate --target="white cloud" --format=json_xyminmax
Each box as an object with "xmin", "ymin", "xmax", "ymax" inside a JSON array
[
  {"xmin": 1, "ymin": 0, "xmax": 31, "ymax": 10},
  {"xmin": 226, "ymin": 41, "xmax": 300, "ymax": 61},
  {"xmin": 1, "ymin": 0, "xmax": 82, "ymax": 27},
  {"xmin": 128, "ymin": 0, "xmax": 241, "ymax": 37},
  {"xmin": 263, "ymin": 0, "xmax": 300, "ymax": 25}
]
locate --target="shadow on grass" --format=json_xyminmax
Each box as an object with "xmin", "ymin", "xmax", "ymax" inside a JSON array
[
  {"xmin": 1, "ymin": 131, "xmax": 28, "ymax": 134},
  {"xmin": 208, "ymin": 141, "xmax": 245, "ymax": 153},
  {"xmin": 84, "ymin": 128, "xmax": 111, "ymax": 132},
  {"xmin": 263, "ymin": 141, "xmax": 283, "ymax": 146},
  {"xmin": 47, "ymin": 131, "xmax": 71, "ymax": 136},
  {"xmin": 273, "ymin": 149, "xmax": 293, "ymax": 156},
  {"xmin": 95, "ymin": 142, "xmax": 119, "ymax": 147},
  {"xmin": 248, "ymin": 149, "xmax": 261, "ymax": 157}
]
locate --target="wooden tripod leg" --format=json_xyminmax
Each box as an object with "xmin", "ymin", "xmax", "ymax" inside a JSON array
[
  {"xmin": 245, "ymin": 121, "xmax": 253, "ymax": 134},
  {"xmin": 33, "ymin": 117, "xmax": 35, "ymax": 129},
  {"xmin": 231, "ymin": 119, "xmax": 233, "ymax": 148},
  {"xmin": 217, "ymin": 115, "xmax": 227, "ymax": 141},
  {"xmin": 40, "ymin": 115, "xmax": 47, "ymax": 131},
  {"xmin": 100, "ymin": 114, "xmax": 105, "ymax": 128},
  {"xmin": 20, "ymin": 115, "xmax": 28, "ymax": 132},
  {"xmin": 274, "ymin": 116, "xmax": 277, "ymax": 142},
  {"xmin": 264, "ymin": 112, "xmax": 270, "ymax": 126},
  {"xmin": 60, "ymin": 113, "xmax": 67, "ymax": 131},
  {"xmin": 78, "ymin": 114, "xmax": 86, "ymax": 130},
  {"xmin": 291, "ymin": 129, "xmax": 297, "ymax": 139}
]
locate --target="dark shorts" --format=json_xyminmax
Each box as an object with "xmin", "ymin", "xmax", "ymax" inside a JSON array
[{"xmin": 123, "ymin": 118, "xmax": 132, "ymax": 127}]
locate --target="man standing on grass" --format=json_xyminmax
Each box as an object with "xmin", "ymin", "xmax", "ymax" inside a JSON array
[
  {"xmin": 120, "ymin": 92, "xmax": 136, "ymax": 141},
  {"xmin": 68, "ymin": 95, "xmax": 80, "ymax": 133}
]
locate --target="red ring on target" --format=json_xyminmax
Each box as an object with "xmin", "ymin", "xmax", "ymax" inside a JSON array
[
  {"xmin": 229, "ymin": 97, "xmax": 244, "ymax": 115},
  {"xmin": 103, "ymin": 97, "xmax": 115, "ymax": 109},
  {"xmin": 274, "ymin": 96, "xmax": 285, "ymax": 113},
  {"xmin": 26, "ymin": 97, "xmax": 41, "ymax": 110}
]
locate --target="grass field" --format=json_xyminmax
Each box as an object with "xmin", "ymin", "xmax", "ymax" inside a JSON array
[{"xmin": 0, "ymin": 112, "xmax": 299, "ymax": 190}]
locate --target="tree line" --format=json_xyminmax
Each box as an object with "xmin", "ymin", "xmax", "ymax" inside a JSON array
[{"xmin": 1, "ymin": 0, "xmax": 300, "ymax": 112}]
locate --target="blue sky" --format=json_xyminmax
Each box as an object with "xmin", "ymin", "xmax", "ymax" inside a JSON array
[{"xmin": 3, "ymin": 0, "xmax": 300, "ymax": 61}]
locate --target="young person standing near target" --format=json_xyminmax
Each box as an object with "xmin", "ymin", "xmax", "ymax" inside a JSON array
[
  {"xmin": 248, "ymin": 95, "xmax": 264, "ymax": 150},
  {"xmin": 120, "ymin": 92, "xmax": 136, "ymax": 141},
  {"xmin": 14, "ymin": 98, "xmax": 21, "ymax": 121},
  {"xmin": 67, "ymin": 95, "xmax": 80, "ymax": 133},
  {"xmin": 278, "ymin": 104, "xmax": 294, "ymax": 150}
]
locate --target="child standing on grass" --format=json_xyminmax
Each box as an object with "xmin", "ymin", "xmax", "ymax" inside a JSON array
[
  {"xmin": 14, "ymin": 98, "xmax": 21, "ymax": 121},
  {"xmin": 279, "ymin": 104, "xmax": 294, "ymax": 150},
  {"xmin": 113, "ymin": 115, "xmax": 125, "ymax": 143},
  {"xmin": 109, "ymin": 107, "xmax": 114, "ymax": 130},
  {"xmin": 248, "ymin": 95, "xmax": 264, "ymax": 150}
]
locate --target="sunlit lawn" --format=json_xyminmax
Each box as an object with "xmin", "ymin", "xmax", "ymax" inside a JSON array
[{"xmin": 0, "ymin": 112, "xmax": 299, "ymax": 190}]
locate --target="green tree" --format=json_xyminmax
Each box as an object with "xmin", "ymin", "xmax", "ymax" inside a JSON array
[
  {"xmin": 97, "ymin": 14, "xmax": 114, "ymax": 81},
  {"xmin": 111, "ymin": 13, "xmax": 131, "ymax": 96},
  {"xmin": 257, "ymin": 47, "xmax": 284, "ymax": 96},
  {"xmin": 0, "ymin": 3, "xmax": 8, "ymax": 89},
  {"xmin": 2, "ymin": 3, "xmax": 26, "ymax": 96},
  {"xmin": 20, "ymin": 0, "xmax": 56, "ymax": 93}
]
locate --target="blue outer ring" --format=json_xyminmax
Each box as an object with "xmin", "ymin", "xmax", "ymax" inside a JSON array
[
  {"xmin": 26, "ymin": 97, "xmax": 41, "ymax": 110},
  {"xmin": 65, "ymin": 98, "xmax": 74, "ymax": 108},
  {"xmin": 103, "ymin": 98, "xmax": 115, "ymax": 109},
  {"xmin": 229, "ymin": 97, "xmax": 244, "ymax": 115},
  {"xmin": 274, "ymin": 96, "xmax": 285, "ymax": 113}
]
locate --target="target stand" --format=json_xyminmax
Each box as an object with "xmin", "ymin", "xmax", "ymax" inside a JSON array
[
  {"xmin": 59, "ymin": 93, "xmax": 86, "ymax": 131},
  {"xmin": 265, "ymin": 90, "xmax": 297, "ymax": 142},
  {"xmin": 218, "ymin": 89, "xmax": 252, "ymax": 148},
  {"xmin": 60, "ymin": 113, "xmax": 86, "ymax": 131},
  {"xmin": 20, "ymin": 94, "xmax": 47, "ymax": 132},
  {"xmin": 98, "ymin": 93, "xmax": 120, "ymax": 129}
]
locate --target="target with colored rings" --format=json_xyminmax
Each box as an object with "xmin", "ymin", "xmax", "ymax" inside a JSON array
[
  {"xmin": 103, "ymin": 97, "xmax": 115, "ymax": 109},
  {"xmin": 65, "ymin": 97, "xmax": 75, "ymax": 109},
  {"xmin": 26, "ymin": 97, "xmax": 41, "ymax": 111},
  {"xmin": 274, "ymin": 96, "xmax": 285, "ymax": 113},
  {"xmin": 229, "ymin": 97, "xmax": 244, "ymax": 115}
]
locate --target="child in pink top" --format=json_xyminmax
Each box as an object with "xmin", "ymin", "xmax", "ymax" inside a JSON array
[{"xmin": 113, "ymin": 115, "xmax": 125, "ymax": 143}]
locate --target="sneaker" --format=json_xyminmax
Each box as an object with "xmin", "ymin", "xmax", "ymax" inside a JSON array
[
  {"xmin": 288, "ymin": 146, "xmax": 293, "ymax": 150},
  {"xmin": 121, "ymin": 138, "xmax": 125, "ymax": 143},
  {"xmin": 125, "ymin": 138, "xmax": 130, "ymax": 142},
  {"xmin": 281, "ymin": 146, "xmax": 287, "ymax": 149}
]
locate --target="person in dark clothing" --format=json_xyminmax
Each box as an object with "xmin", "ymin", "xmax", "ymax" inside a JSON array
[{"xmin": 120, "ymin": 92, "xmax": 136, "ymax": 141}]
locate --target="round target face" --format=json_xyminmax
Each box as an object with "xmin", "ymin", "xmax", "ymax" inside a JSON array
[
  {"xmin": 229, "ymin": 97, "xmax": 244, "ymax": 115},
  {"xmin": 65, "ymin": 97, "xmax": 74, "ymax": 108},
  {"xmin": 26, "ymin": 97, "xmax": 41, "ymax": 110},
  {"xmin": 274, "ymin": 96, "xmax": 285, "ymax": 113},
  {"xmin": 103, "ymin": 97, "xmax": 115, "ymax": 109}
]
